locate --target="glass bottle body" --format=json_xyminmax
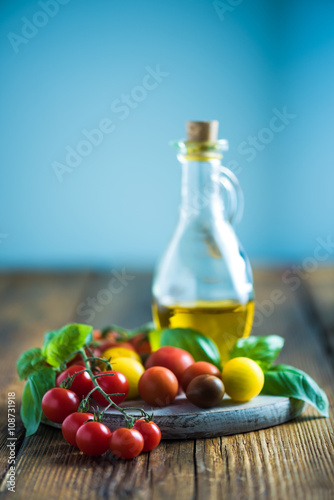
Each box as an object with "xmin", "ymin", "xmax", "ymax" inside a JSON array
[{"xmin": 152, "ymin": 144, "xmax": 254, "ymax": 365}]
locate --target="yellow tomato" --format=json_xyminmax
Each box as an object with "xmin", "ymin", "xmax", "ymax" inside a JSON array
[
  {"xmin": 102, "ymin": 347, "xmax": 141, "ymax": 363},
  {"xmin": 222, "ymin": 357, "xmax": 264, "ymax": 402},
  {"xmin": 109, "ymin": 357, "xmax": 145, "ymax": 400}
]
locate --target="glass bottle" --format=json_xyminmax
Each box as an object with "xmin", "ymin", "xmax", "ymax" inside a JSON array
[{"xmin": 152, "ymin": 121, "xmax": 254, "ymax": 365}]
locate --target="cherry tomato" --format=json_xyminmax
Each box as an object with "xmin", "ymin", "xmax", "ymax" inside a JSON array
[
  {"xmin": 92, "ymin": 371, "xmax": 129, "ymax": 406},
  {"xmin": 62, "ymin": 412, "xmax": 94, "ymax": 446},
  {"xmin": 109, "ymin": 357, "xmax": 145, "ymax": 400},
  {"xmin": 130, "ymin": 333, "xmax": 152, "ymax": 355},
  {"xmin": 42, "ymin": 388, "xmax": 80, "ymax": 423},
  {"xmin": 145, "ymin": 346, "xmax": 194, "ymax": 383},
  {"xmin": 56, "ymin": 365, "xmax": 94, "ymax": 399},
  {"xmin": 109, "ymin": 428, "xmax": 144, "ymax": 459},
  {"xmin": 181, "ymin": 361, "xmax": 222, "ymax": 392},
  {"xmin": 101, "ymin": 347, "xmax": 141, "ymax": 363},
  {"xmin": 94, "ymin": 340, "xmax": 135, "ymax": 357},
  {"xmin": 186, "ymin": 374, "xmax": 225, "ymax": 408},
  {"xmin": 93, "ymin": 329, "xmax": 134, "ymax": 347},
  {"xmin": 138, "ymin": 366, "xmax": 178, "ymax": 407},
  {"xmin": 93, "ymin": 329, "xmax": 104, "ymax": 341},
  {"xmin": 93, "ymin": 329, "xmax": 119, "ymax": 341},
  {"xmin": 133, "ymin": 419, "xmax": 161, "ymax": 452},
  {"xmin": 76, "ymin": 421, "xmax": 112, "ymax": 456}
]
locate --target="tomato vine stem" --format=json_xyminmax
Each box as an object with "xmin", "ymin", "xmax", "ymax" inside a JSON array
[{"xmin": 75, "ymin": 347, "xmax": 151, "ymax": 425}]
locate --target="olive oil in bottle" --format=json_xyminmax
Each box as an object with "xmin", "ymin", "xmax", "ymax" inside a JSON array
[
  {"xmin": 152, "ymin": 300, "xmax": 254, "ymax": 365},
  {"xmin": 152, "ymin": 121, "xmax": 255, "ymax": 365}
]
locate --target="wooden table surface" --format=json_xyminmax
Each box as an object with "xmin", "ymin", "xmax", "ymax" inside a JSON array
[{"xmin": 0, "ymin": 268, "xmax": 333, "ymax": 500}]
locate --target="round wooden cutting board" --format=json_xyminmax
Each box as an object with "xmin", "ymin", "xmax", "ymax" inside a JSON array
[{"xmin": 102, "ymin": 395, "xmax": 306, "ymax": 439}]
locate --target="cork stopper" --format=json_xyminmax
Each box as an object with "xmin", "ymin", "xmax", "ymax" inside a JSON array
[{"xmin": 186, "ymin": 120, "xmax": 219, "ymax": 142}]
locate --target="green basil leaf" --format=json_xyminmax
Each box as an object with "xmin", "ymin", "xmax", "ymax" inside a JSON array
[
  {"xmin": 20, "ymin": 368, "xmax": 55, "ymax": 436},
  {"xmin": 45, "ymin": 323, "xmax": 93, "ymax": 367},
  {"xmin": 230, "ymin": 335, "xmax": 285, "ymax": 370},
  {"xmin": 41, "ymin": 330, "xmax": 58, "ymax": 356},
  {"xmin": 160, "ymin": 328, "xmax": 221, "ymax": 368},
  {"xmin": 148, "ymin": 329, "xmax": 163, "ymax": 352},
  {"xmin": 17, "ymin": 347, "xmax": 47, "ymax": 380},
  {"xmin": 261, "ymin": 364, "xmax": 329, "ymax": 417}
]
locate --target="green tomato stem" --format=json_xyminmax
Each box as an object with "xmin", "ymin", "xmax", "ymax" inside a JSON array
[
  {"xmin": 78, "ymin": 348, "xmax": 151, "ymax": 423},
  {"xmin": 85, "ymin": 356, "xmax": 113, "ymax": 370}
]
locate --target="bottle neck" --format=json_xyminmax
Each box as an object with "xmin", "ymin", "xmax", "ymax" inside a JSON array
[{"xmin": 179, "ymin": 158, "xmax": 224, "ymax": 220}]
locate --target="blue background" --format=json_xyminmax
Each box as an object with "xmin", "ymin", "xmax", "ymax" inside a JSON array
[{"xmin": 1, "ymin": 0, "xmax": 334, "ymax": 270}]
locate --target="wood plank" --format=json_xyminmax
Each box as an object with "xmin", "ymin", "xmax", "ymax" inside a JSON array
[
  {"xmin": 0, "ymin": 272, "xmax": 153, "ymax": 500},
  {"xmin": 0, "ymin": 270, "xmax": 333, "ymax": 500},
  {"xmin": 149, "ymin": 440, "xmax": 196, "ymax": 500},
  {"xmin": 306, "ymin": 267, "xmax": 334, "ymax": 329},
  {"xmin": 305, "ymin": 267, "xmax": 334, "ymax": 359},
  {"xmin": 184, "ymin": 269, "xmax": 334, "ymax": 500},
  {"xmin": 4, "ymin": 423, "xmax": 151, "ymax": 500},
  {"xmin": 72, "ymin": 271, "xmax": 153, "ymax": 329},
  {"xmin": 0, "ymin": 273, "xmax": 90, "ymax": 492}
]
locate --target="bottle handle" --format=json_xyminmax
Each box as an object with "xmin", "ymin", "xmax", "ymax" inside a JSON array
[{"xmin": 219, "ymin": 166, "xmax": 244, "ymax": 225}]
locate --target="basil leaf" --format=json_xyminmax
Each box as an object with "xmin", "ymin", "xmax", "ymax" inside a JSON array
[
  {"xmin": 230, "ymin": 335, "xmax": 285, "ymax": 370},
  {"xmin": 17, "ymin": 347, "xmax": 47, "ymax": 380},
  {"xmin": 160, "ymin": 328, "xmax": 221, "ymax": 368},
  {"xmin": 148, "ymin": 329, "xmax": 162, "ymax": 352},
  {"xmin": 20, "ymin": 368, "xmax": 55, "ymax": 436},
  {"xmin": 41, "ymin": 330, "xmax": 58, "ymax": 357},
  {"xmin": 261, "ymin": 364, "xmax": 329, "ymax": 417},
  {"xmin": 45, "ymin": 323, "xmax": 93, "ymax": 367}
]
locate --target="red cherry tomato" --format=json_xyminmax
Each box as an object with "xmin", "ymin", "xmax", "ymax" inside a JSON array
[
  {"xmin": 93, "ymin": 329, "xmax": 134, "ymax": 346},
  {"xmin": 145, "ymin": 346, "xmax": 195, "ymax": 383},
  {"xmin": 76, "ymin": 421, "xmax": 112, "ymax": 456},
  {"xmin": 93, "ymin": 329, "xmax": 119, "ymax": 341},
  {"xmin": 130, "ymin": 333, "xmax": 152, "ymax": 355},
  {"xmin": 42, "ymin": 388, "xmax": 80, "ymax": 423},
  {"xmin": 138, "ymin": 366, "xmax": 178, "ymax": 407},
  {"xmin": 56, "ymin": 365, "xmax": 94, "ymax": 398},
  {"xmin": 181, "ymin": 361, "xmax": 222, "ymax": 392},
  {"xmin": 133, "ymin": 419, "xmax": 161, "ymax": 452},
  {"xmin": 62, "ymin": 412, "xmax": 94, "ymax": 446},
  {"xmin": 92, "ymin": 371, "xmax": 129, "ymax": 406},
  {"xmin": 109, "ymin": 428, "xmax": 144, "ymax": 459}
]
